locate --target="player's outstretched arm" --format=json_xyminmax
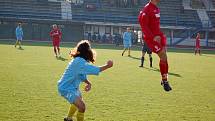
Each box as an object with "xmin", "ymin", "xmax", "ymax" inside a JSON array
[
  {"xmin": 79, "ymin": 60, "xmax": 113, "ymax": 75},
  {"xmin": 99, "ymin": 60, "xmax": 113, "ymax": 72}
]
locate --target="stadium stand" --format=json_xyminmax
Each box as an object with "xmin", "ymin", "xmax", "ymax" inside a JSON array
[
  {"xmin": 212, "ymin": 0, "xmax": 215, "ymax": 7},
  {"xmin": 0, "ymin": 0, "xmax": 61, "ymax": 20},
  {"xmin": 159, "ymin": 0, "xmax": 202, "ymax": 27},
  {"xmin": 70, "ymin": 0, "xmax": 202, "ymax": 28},
  {"xmin": 0, "ymin": 0, "xmax": 84, "ymax": 41},
  {"xmin": 0, "ymin": 0, "xmax": 214, "ymax": 47},
  {"xmin": 207, "ymin": 11, "xmax": 215, "ymax": 27},
  {"xmin": 190, "ymin": 0, "xmax": 205, "ymax": 9},
  {"xmin": 0, "ymin": 0, "xmax": 204, "ymax": 28}
]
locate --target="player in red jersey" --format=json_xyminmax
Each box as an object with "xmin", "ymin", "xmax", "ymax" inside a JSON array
[
  {"xmin": 138, "ymin": 0, "xmax": 172, "ymax": 91},
  {"xmin": 195, "ymin": 33, "xmax": 201, "ymax": 55},
  {"xmin": 50, "ymin": 24, "xmax": 62, "ymax": 57}
]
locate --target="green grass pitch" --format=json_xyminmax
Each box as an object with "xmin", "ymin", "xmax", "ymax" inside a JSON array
[{"xmin": 0, "ymin": 41, "xmax": 215, "ymax": 121}]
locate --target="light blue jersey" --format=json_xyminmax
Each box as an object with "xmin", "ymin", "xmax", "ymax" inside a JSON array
[
  {"xmin": 123, "ymin": 32, "xmax": 132, "ymax": 48},
  {"xmin": 15, "ymin": 26, "xmax": 23, "ymax": 40},
  {"xmin": 58, "ymin": 57, "xmax": 100, "ymax": 103}
]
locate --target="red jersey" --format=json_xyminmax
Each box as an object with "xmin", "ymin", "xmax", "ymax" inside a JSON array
[
  {"xmin": 138, "ymin": 2, "xmax": 166, "ymax": 53},
  {"xmin": 196, "ymin": 35, "xmax": 200, "ymax": 48},
  {"xmin": 50, "ymin": 29, "xmax": 62, "ymax": 41},
  {"xmin": 138, "ymin": 2, "xmax": 163, "ymax": 41}
]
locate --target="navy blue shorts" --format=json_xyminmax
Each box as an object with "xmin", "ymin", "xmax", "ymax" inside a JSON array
[{"xmin": 142, "ymin": 43, "xmax": 152, "ymax": 54}]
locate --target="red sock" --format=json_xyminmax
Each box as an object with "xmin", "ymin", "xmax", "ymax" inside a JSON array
[
  {"xmin": 57, "ymin": 47, "xmax": 60, "ymax": 54},
  {"xmin": 54, "ymin": 48, "xmax": 57, "ymax": 55},
  {"xmin": 159, "ymin": 59, "xmax": 168, "ymax": 81}
]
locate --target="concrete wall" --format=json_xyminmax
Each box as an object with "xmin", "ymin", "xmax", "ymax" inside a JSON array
[{"xmin": 0, "ymin": 19, "xmax": 84, "ymax": 42}]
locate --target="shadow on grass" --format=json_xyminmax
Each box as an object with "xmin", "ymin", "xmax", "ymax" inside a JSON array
[
  {"xmin": 129, "ymin": 55, "xmax": 182, "ymax": 78},
  {"xmin": 128, "ymin": 55, "xmax": 141, "ymax": 60},
  {"xmin": 142, "ymin": 66, "xmax": 182, "ymax": 78},
  {"xmin": 56, "ymin": 56, "xmax": 68, "ymax": 61},
  {"xmin": 17, "ymin": 47, "xmax": 24, "ymax": 50}
]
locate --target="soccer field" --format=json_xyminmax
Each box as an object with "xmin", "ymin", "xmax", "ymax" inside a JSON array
[{"xmin": 0, "ymin": 41, "xmax": 215, "ymax": 121}]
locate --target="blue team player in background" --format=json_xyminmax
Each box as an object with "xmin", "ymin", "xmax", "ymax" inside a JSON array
[
  {"xmin": 58, "ymin": 40, "xmax": 113, "ymax": 121},
  {"xmin": 15, "ymin": 23, "xmax": 24, "ymax": 49},
  {"xmin": 122, "ymin": 27, "xmax": 132, "ymax": 56}
]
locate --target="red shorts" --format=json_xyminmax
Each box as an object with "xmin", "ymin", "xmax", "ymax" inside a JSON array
[
  {"xmin": 195, "ymin": 45, "xmax": 200, "ymax": 49},
  {"xmin": 53, "ymin": 40, "xmax": 60, "ymax": 47},
  {"xmin": 144, "ymin": 35, "xmax": 166, "ymax": 54}
]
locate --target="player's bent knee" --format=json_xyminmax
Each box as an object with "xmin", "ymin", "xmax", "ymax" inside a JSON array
[
  {"xmin": 74, "ymin": 97, "xmax": 86, "ymax": 113},
  {"xmin": 78, "ymin": 103, "xmax": 86, "ymax": 113},
  {"xmin": 157, "ymin": 49, "xmax": 167, "ymax": 61}
]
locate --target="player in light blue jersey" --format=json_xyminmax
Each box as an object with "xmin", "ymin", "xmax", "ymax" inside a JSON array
[
  {"xmin": 15, "ymin": 23, "xmax": 23, "ymax": 49},
  {"xmin": 58, "ymin": 40, "xmax": 113, "ymax": 121},
  {"xmin": 122, "ymin": 27, "xmax": 132, "ymax": 56}
]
